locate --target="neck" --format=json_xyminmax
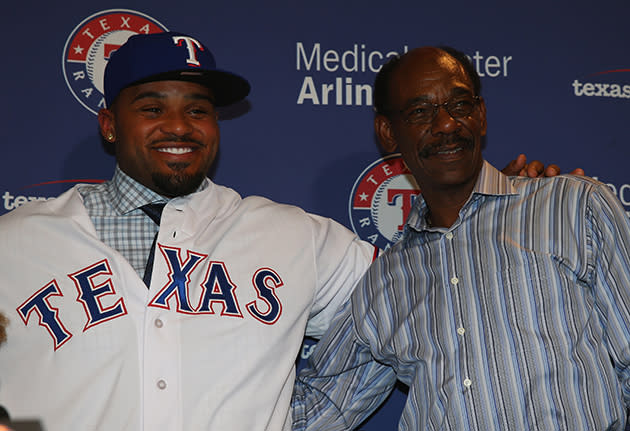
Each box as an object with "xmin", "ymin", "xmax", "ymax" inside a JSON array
[{"xmin": 422, "ymin": 183, "xmax": 475, "ymax": 228}]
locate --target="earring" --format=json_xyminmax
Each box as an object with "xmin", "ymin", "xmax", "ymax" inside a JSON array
[{"xmin": 107, "ymin": 133, "xmax": 114, "ymax": 142}]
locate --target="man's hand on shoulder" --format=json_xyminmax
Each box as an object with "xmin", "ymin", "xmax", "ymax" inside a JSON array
[{"xmin": 502, "ymin": 154, "xmax": 585, "ymax": 178}]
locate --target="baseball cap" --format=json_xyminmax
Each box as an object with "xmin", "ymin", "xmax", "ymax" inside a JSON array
[{"xmin": 103, "ymin": 31, "xmax": 250, "ymax": 107}]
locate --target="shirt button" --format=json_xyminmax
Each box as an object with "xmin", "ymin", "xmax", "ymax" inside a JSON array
[
  {"xmin": 457, "ymin": 327, "xmax": 465, "ymax": 335},
  {"xmin": 463, "ymin": 378, "xmax": 472, "ymax": 387},
  {"xmin": 154, "ymin": 318, "xmax": 163, "ymax": 328},
  {"xmin": 445, "ymin": 232, "xmax": 453, "ymax": 240},
  {"xmin": 157, "ymin": 379, "xmax": 167, "ymax": 390},
  {"xmin": 451, "ymin": 277, "xmax": 459, "ymax": 285}
]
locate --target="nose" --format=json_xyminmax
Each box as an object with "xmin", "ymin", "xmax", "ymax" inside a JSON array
[
  {"xmin": 430, "ymin": 106, "xmax": 460, "ymax": 136},
  {"xmin": 161, "ymin": 110, "xmax": 194, "ymax": 136}
]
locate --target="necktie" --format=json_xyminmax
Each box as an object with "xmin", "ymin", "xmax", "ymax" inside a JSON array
[{"xmin": 140, "ymin": 203, "xmax": 166, "ymax": 287}]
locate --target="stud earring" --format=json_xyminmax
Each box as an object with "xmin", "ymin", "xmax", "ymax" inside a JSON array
[{"xmin": 107, "ymin": 133, "xmax": 114, "ymax": 141}]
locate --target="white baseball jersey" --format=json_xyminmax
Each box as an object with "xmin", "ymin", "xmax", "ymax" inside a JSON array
[{"xmin": 0, "ymin": 181, "xmax": 377, "ymax": 431}]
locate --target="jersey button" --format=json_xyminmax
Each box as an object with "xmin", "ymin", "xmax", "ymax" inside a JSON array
[
  {"xmin": 463, "ymin": 378, "xmax": 472, "ymax": 387},
  {"xmin": 157, "ymin": 379, "xmax": 167, "ymax": 390},
  {"xmin": 154, "ymin": 318, "xmax": 163, "ymax": 328},
  {"xmin": 445, "ymin": 232, "xmax": 453, "ymax": 240}
]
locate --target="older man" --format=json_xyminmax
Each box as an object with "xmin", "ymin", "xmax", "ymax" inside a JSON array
[{"xmin": 293, "ymin": 46, "xmax": 630, "ymax": 430}]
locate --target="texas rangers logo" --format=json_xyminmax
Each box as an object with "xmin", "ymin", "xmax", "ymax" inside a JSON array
[
  {"xmin": 62, "ymin": 9, "xmax": 168, "ymax": 115},
  {"xmin": 349, "ymin": 154, "xmax": 420, "ymax": 249}
]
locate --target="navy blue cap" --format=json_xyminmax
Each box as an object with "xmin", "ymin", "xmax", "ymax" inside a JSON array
[{"xmin": 104, "ymin": 32, "xmax": 250, "ymax": 107}]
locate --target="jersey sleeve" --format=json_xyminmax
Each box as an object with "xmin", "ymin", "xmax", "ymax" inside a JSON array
[
  {"xmin": 304, "ymin": 213, "xmax": 378, "ymax": 338},
  {"xmin": 292, "ymin": 299, "xmax": 397, "ymax": 430}
]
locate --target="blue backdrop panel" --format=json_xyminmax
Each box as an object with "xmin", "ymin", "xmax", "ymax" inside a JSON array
[{"xmin": 1, "ymin": 1, "xmax": 629, "ymax": 428}]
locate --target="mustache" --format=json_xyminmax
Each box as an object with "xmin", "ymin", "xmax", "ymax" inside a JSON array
[
  {"xmin": 418, "ymin": 135, "xmax": 474, "ymax": 158},
  {"xmin": 152, "ymin": 133, "xmax": 203, "ymax": 146}
]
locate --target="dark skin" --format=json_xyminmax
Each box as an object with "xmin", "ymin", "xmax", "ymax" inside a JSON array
[
  {"xmin": 504, "ymin": 154, "xmax": 584, "ymax": 178},
  {"xmin": 98, "ymin": 80, "xmax": 220, "ymax": 198},
  {"xmin": 375, "ymin": 47, "xmax": 584, "ymax": 228},
  {"xmin": 97, "ymin": 70, "xmax": 579, "ymax": 216}
]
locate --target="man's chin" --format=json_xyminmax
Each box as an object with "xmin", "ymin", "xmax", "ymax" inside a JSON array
[{"xmin": 152, "ymin": 170, "xmax": 206, "ymax": 197}]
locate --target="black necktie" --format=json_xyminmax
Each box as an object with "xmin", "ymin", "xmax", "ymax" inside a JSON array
[{"xmin": 140, "ymin": 203, "xmax": 166, "ymax": 287}]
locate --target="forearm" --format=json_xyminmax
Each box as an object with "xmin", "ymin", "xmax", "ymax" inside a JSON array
[{"xmin": 292, "ymin": 301, "xmax": 397, "ymax": 430}]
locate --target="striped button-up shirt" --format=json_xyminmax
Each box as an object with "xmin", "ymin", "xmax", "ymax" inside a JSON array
[
  {"xmin": 293, "ymin": 161, "xmax": 630, "ymax": 430},
  {"xmin": 77, "ymin": 166, "xmax": 208, "ymax": 278}
]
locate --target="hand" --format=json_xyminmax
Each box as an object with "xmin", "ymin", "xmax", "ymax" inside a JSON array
[{"xmin": 502, "ymin": 154, "xmax": 585, "ymax": 177}]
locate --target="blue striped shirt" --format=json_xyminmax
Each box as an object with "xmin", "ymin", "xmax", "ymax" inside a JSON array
[
  {"xmin": 293, "ymin": 161, "xmax": 630, "ymax": 430},
  {"xmin": 76, "ymin": 166, "xmax": 208, "ymax": 278}
]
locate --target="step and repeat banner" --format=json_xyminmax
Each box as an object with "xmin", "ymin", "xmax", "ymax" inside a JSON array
[{"xmin": 2, "ymin": 1, "xmax": 629, "ymax": 428}]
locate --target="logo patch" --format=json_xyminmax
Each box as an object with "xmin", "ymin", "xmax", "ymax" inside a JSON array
[
  {"xmin": 62, "ymin": 9, "xmax": 168, "ymax": 115},
  {"xmin": 348, "ymin": 154, "xmax": 420, "ymax": 249}
]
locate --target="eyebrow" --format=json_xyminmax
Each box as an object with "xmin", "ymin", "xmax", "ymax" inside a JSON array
[{"xmin": 402, "ymin": 87, "xmax": 474, "ymax": 109}]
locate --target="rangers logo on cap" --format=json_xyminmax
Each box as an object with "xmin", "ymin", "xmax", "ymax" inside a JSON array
[
  {"xmin": 62, "ymin": 9, "xmax": 168, "ymax": 115},
  {"xmin": 349, "ymin": 154, "xmax": 420, "ymax": 250}
]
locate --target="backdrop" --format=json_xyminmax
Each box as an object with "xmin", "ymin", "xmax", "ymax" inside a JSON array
[{"xmin": 2, "ymin": 1, "xmax": 629, "ymax": 428}]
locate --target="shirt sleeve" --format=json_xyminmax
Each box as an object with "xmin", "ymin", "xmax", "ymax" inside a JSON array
[
  {"xmin": 292, "ymin": 298, "xmax": 397, "ymax": 430},
  {"xmin": 589, "ymin": 182, "xmax": 630, "ymax": 407},
  {"xmin": 305, "ymin": 213, "xmax": 379, "ymax": 338}
]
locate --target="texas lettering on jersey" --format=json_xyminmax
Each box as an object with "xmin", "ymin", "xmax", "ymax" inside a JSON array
[{"xmin": 16, "ymin": 244, "xmax": 284, "ymax": 351}]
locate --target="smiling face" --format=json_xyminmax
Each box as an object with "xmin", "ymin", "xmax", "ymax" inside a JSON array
[
  {"xmin": 376, "ymin": 47, "xmax": 487, "ymax": 196},
  {"xmin": 98, "ymin": 80, "xmax": 220, "ymax": 197}
]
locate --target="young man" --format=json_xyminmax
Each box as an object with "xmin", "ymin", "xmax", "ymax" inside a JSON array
[
  {"xmin": 293, "ymin": 46, "xmax": 630, "ymax": 430},
  {"xmin": 0, "ymin": 32, "xmax": 378, "ymax": 431}
]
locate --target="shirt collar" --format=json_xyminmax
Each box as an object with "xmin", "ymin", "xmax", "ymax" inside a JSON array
[
  {"xmin": 106, "ymin": 165, "xmax": 210, "ymax": 215},
  {"xmin": 472, "ymin": 160, "xmax": 518, "ymax": 197},
  {"xmin": 406, "ymin": 160, "xmax": 518, "ymax": 231}
]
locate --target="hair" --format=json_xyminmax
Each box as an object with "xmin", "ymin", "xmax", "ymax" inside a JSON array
[
  {"xmin": 373, "ymin": 46, "xmax": 482, "ymax": 116},
  {"xmin": 0, "ymin": 311, "xmax": 8, "ymax": 346}
]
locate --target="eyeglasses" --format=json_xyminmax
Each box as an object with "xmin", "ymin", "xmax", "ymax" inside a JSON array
[{"xmin": 398, "ymin": 95, "xmax": 480, "ymax": 124}]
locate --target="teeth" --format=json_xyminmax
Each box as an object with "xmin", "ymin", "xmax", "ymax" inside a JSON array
[
  {"xmin": 437, "ymin": 147, "xmax": 462, "ymax": 155},
  {"xmin": 157, "ymin": 147, "xmax": 193, "ymax": 154}
]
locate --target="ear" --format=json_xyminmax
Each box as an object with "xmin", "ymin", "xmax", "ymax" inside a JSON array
[
  {"xmin": 374, "ymin": 114, "xmax": 398, "ymax": 153},
  {"xmin": 97, "ymin": 108, "xmax": 116, "ymax": 142}
]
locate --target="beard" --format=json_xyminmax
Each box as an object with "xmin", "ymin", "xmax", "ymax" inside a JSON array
[{"xmin": 152, "ymin": 162, "xmax": 207, "ymax": 197}]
